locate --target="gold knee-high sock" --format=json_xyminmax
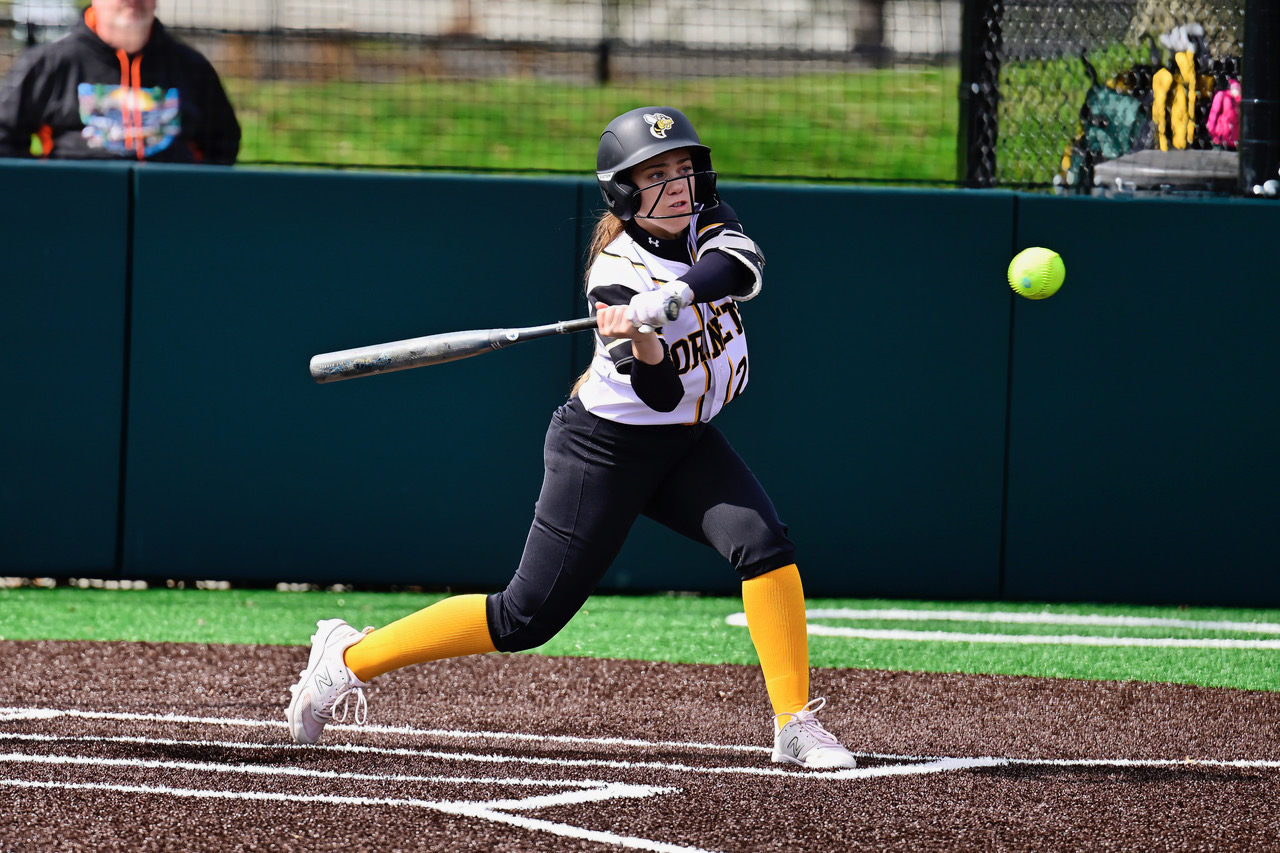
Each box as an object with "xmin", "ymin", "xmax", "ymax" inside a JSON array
[
  {"xmin": 343, "ymin": 593, "xmax": 497, "ymax": 682},
  {"xmin": 741, "ymin": 564, "xmax": 809, "ymax": 725}
]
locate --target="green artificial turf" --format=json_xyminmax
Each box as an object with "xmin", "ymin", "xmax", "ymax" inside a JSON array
[{"xmin": 2, "ymin": 585, "xmax": 1276, "ymax": 691}]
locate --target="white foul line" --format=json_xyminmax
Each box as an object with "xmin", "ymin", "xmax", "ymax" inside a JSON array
[
  {"xmin": 0, "ymin": 776, "xmax": 713, "ymax": 853},
  {"xmin": 6, "ymin": 706, "xmax": 1277, "ymax": 771},
  {"xmin": 803, "ymin": 609, "xmax": 1280, "ymax": 634},
  {"xmin": 0, "ymin": 711, "xmax": 1002, "ymax": 853},
  {"xmin": 0, "ymin": 728, "xmax": 884, "ymax": 781},
  {"xmin": 724, "ymin": 610, "xmax": 1280, "ymax": 649},
  {"xmin": 0, "ymin": 750, "xmax": 604, "ymax": 789},
  {"xmin": 0, "ymin": 706, "xmax": 768, "ymax": 754},
  {"xmin": 3, "ymin": 705, "xmax": 1276, "ymax": 852}
]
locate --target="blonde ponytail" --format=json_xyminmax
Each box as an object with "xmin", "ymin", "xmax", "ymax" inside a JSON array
[
  {"xmin": 586, "ymin": 210, "xmax": 626, "ymax": 262},
  {"xmin": 570, "ymin": 211, "xmax": 627, "ymax": 396}
]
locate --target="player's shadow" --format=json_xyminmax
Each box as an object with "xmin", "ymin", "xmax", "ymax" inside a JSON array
[
  {"xmin": 119, "ymin": 740, "xmax": 310, "ymax": 766},
  {"xmin": 973, "ymin": 763, "xmax": 1265, "ymax": 785}
]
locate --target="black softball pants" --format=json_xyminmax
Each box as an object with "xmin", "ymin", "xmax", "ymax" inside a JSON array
[{"xmin": 486, "ymin": 395, "xmax": 795, "ymax": 652}]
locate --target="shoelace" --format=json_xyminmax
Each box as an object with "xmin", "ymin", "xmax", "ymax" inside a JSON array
[
  {"xmin": 324, "ymin": 626, "xmax": 374, "ymax": 727},
  {"xmin": 332, "ymin": 686, "xmax": 368, "ymax": 726},
  {"xmin": 775, "ymin": 697, "xmax": 842, "ymax": 748}
]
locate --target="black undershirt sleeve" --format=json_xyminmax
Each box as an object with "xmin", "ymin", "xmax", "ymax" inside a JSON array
[
  {"xmin": 679, "ymin": 251, "xmax": 753, "ymax": 303},
  {"xmin": 682, "ymin": 202, "xmax": 757, "ymax": 301},
  {"xmin": 589, "ymin": 283, "xmax": 640, "ymax": 373},
  {"xmin": 630, "ymin": 338, "xmax": 684, "ymax": 412}
]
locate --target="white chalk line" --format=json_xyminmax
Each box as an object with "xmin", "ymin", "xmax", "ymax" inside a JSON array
[
  {"xmin": 4, "ymin": 707, "xmax": 1276, "ymax": 852},
  {"xmin": 0, "ymin": 706, "xmax": 726, "ymax": 853},
  {"xmin": 1001, "ymin": 756, "xmax": 1280, "ymax": 770},
  {"xmin": 0, "ymin": 728, "xmax": 876, "ymax": 780},
  {"xmin": 0, "ymin": 749, "xmax": 992, "ymax": 796},
  {"xmin": 806, "ymin": 609, "xmax": 1280, "ymax": 634},
  {"xmin": 0, "ymin": 711, "xmax": 996, "ymax": 853},
  {"xmin": 19, "ymin": 708, "xmax": 956, "ymax": 781},
  {"xmin": 5, "ymin": 732, "xmax": 1274, "ymax": 775},
  {"xmin": 0, "ymin": 707, "xmax": 853, "ymax": 779},
  {"xmin": 0, "ymin": 777, "xmax": 711, "ymax": 853},
  {"xmin": 0, "ymin": 744, "xmax": 998, "ymax": 853},
  {"xmin": 0, "ymin": 749, "xmax": 603, "ymax": 790},
  {"xmin": 724, "ymin": 610, "xmax": 1280, "ymax": 649},
  {"xmin": 5, "ymin": 707, "xmax": 1276, "ymax": 773},
  {"xmin": 0, "ymin": 706, "xmax": 768, "ymax": 754},
  {"xmin": 0, "ymin": 752, "xmax": 671, "ymax": 809}
]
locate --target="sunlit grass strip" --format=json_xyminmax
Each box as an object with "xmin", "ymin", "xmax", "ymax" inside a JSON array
[{"xmin": 225, "ymin": 68, "xmax": 960, "ymax": 183}]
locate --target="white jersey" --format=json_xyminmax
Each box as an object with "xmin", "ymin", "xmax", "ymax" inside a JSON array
[{"xmin": 578, "ymin": 214, "xmax": 755, "ymax": 426}]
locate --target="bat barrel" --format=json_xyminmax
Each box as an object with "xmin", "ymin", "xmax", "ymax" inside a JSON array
[
  {"xmin": 309, "ymin": 316, "xmax": 599, "ymax": 384},
  {"xmin": 309, "ymin": 329, "xmax": 499, "ymax": 383}
]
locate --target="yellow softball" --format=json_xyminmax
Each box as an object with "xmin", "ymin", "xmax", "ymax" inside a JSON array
[{"xmin": 1008, "ymin": 248, "xmax": 1066, "ymax": 300}]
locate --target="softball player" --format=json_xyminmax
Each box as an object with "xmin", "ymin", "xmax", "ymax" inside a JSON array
[{"xmin": 287, "ymin": 106, "xmax": 857, "ymax": 769}]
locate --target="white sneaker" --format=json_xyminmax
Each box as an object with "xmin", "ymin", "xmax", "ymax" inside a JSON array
[
  {"xmin": 286, "ymin": 618, "xmax": 373, "ymax": 745},
  {"xmin": 771, "ymin": 697, "xmax": 858, "ymax": 769}
]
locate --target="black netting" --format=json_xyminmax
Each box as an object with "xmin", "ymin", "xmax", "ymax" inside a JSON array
[
  {"xmin": 993, "ymin": 0, "xmax": 1248, "ymax": 193},
  {"xmin": 1, "ymin": 1, "xmax": 1272, "ymax": 193},
  {"xmin": 1, "ymin": 0, "xmax": 962, "ymax": 183}
]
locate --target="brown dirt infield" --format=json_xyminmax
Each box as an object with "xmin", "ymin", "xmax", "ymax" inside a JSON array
[{"xmin": 1, "ymin": 639, "xmax": 1277, "ymax": 852}]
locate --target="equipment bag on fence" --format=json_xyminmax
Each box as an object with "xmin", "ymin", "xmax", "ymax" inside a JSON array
[{"xmin": 1061, "ymin": 53, "xmax": 1147, "ymax": 189}]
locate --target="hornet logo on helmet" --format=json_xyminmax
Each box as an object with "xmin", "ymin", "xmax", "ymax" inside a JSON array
[{"xmin": 644, "ymin": 113, "xmax": 674, "ymax": 138}]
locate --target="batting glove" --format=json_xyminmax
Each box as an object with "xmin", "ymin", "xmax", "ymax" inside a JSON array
[{"xmin": 627, "ymin": 281, "xmax": 693, "ymax": 330}]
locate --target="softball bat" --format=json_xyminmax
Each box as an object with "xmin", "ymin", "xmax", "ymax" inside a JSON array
[{"xmin": 310, "ymin": 297, "xmax": 679, "ymax": 384}]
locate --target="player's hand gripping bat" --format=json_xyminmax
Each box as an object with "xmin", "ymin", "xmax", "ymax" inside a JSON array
[{"xmin": 309, "ymin": 296, "xmax": 680, "ymax": 384}]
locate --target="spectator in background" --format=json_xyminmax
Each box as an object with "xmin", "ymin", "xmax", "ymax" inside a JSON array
[{"xmin": 0, "ymin": 0, "xmax": 239, "ymax": 163}]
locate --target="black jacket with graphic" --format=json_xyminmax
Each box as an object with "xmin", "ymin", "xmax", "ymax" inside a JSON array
[{"xmin": 0, "ymin": 10, "xmax": 240, "ymax": 164}]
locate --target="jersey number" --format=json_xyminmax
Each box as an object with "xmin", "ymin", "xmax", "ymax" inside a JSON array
[{"xmin": 728, "ymin": 355, "xmax": 749, "ymax": 404}]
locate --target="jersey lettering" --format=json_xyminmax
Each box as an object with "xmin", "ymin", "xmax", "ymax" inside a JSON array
[
  {"xmin": 670, "ymin": 339, "xmax": 691, "ymax": 374},
  {"xmin": 717, "ymin": 301, "xmax": 745, "ymax": 335},
  {"xmin": 665, "ymin": 304, "xmax": 746, "ymax": 376},
  {"xmin": 692, "ymin": 333, "xmax": 709, "ymax": 368},
  {"xmin": 706, "ymin": 315, "xmax": 727, "ymax": 358},
  {"xmin": 669, "ymin": 334, "xmax": 709, "ymax": 375}
]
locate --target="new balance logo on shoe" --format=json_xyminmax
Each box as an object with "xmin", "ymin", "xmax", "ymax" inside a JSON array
[
  {"xmin": 285, "ymin": 619, "xmax": 374, "ymax": 745},
  {"xmin": 770, "ymin": 697, "xmax": 858, "ymax": 770}
]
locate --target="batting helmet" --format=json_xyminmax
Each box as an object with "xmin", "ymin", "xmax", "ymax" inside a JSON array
[{"xmin": 596, "ymin": 106, "xmax": 720, "ymax": 221}]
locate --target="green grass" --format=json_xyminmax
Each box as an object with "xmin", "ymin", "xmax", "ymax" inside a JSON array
[
  {"xmin": 225, "ymin": 68, "xmax": 960, "ymax": 183},
  {"xmin": 2, "ymin": 585, "xmax": 1277, "ymax": 691}
]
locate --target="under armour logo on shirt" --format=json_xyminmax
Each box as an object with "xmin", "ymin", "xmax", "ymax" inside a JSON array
[{"xmin": 648, "ymin": 237, "xmax": 659, "ymax": 247}]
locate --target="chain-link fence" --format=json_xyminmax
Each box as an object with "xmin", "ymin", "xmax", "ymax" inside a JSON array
[
  {"xmin": 1, "ymin": 1, "xmax": 1274, "ymax": 192},
  {"xmin": 982, "ymin": 0, "xmax": 1253, "ymax": 193},
  {"xmin": 0, "ymin": 0, "xmax": 962, "ymax": 183}
]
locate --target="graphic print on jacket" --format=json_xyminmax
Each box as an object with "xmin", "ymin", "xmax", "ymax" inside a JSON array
[{"xmin": 77, "ymin": 83, "xmax": 180, "ymax": 156}]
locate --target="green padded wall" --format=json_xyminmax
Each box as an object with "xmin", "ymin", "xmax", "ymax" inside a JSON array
[
  {"xmin": 1005, "ymin": 195, "xmax": 1280, "ymax": 605},
  {"xmin": 0, "ymin": 161, "xmax": 130, "ymax": 575},
  {"xmin": 598, "ymin": 185, "xmax": 1015, "ymax": 597},
  {"xmin": 6, "ymin": 156, "xmax": 1277, "ymax": 607},
  {"xmin": 123, "ymin": 168, "xmax": 583, "ymax": 586}
]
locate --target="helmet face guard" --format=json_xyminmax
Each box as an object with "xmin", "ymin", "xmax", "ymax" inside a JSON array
[
  {"xmin": 629, "ymin": 170, "xmax": 720, "ymax": 220},
  {"xmin": 596, "ymin": 106, "xmax": 721, "ymax": 221}
]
